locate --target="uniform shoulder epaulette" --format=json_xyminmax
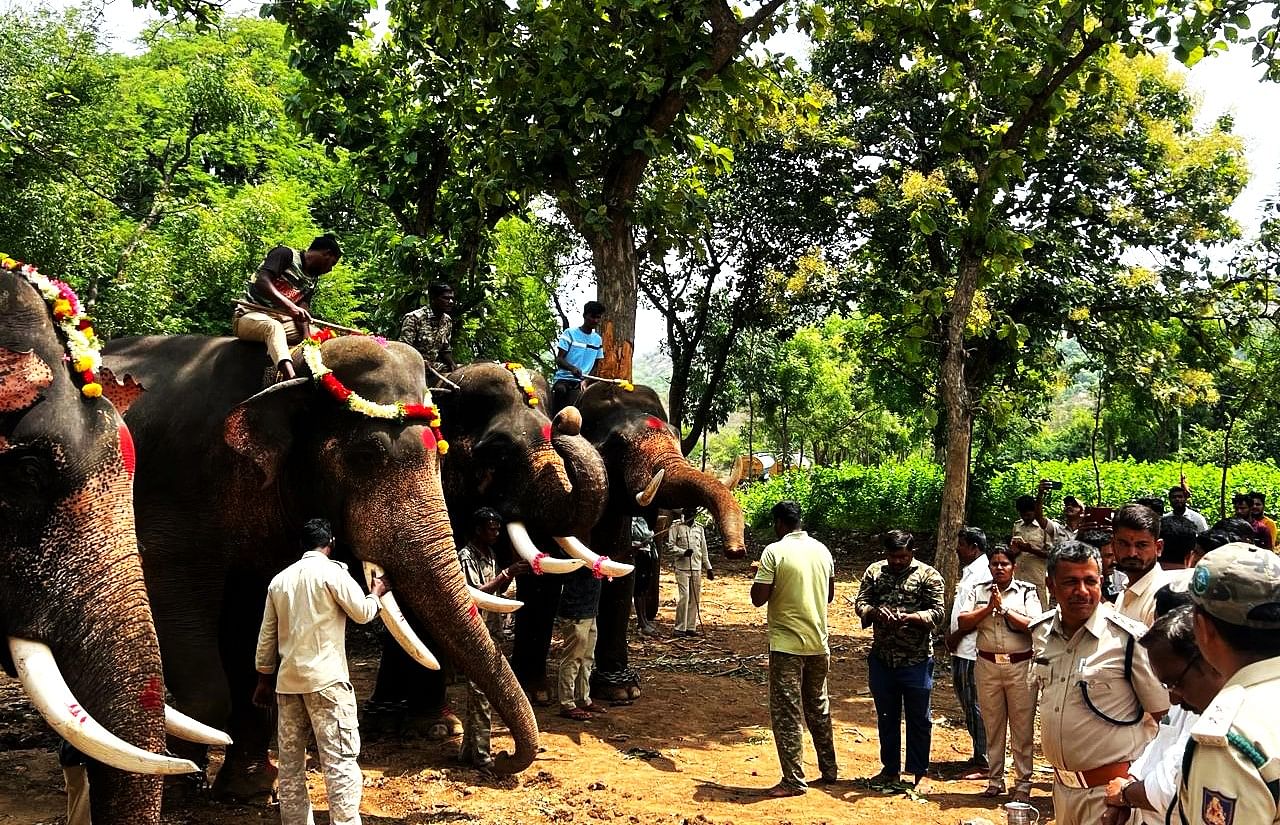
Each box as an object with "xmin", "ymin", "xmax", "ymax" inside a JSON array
[
  {"xmin": 1191, "ymin": 684, "xmax": 1248, "ymax": 747},
  {"xmin": 330, "ymin": 559, "xmax": 350, "ymax": 571},
  {"xmin": 1105, "ymin": 610, "xmax": 1147, "ymax": 638},
  {"xmin": 1028, "ymin": 609, "xmax": 1056, "ymax": 628}
]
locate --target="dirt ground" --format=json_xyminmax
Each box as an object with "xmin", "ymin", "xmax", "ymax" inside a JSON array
[{"xmin": 0, "ymin": 537, "xmax": 1058, "ymax": 825}]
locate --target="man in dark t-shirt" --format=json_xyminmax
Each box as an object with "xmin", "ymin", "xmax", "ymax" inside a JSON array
[{"xmin": 232, "ymin": 234, "xmax": 341, "ymax": 381}]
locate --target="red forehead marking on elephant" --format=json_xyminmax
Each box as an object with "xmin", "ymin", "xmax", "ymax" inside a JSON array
[
  {"xmin": 541, "ymin": 422, "xmax": 552, "ymax": 442},
  {"xmin": 645, "ymin": 416, "xmax": 664, "ymax": 430},
  {"xmin": 468, "ymin": 601, "xmax": 479, "ymax": 620},
  {"xmin": 117, "ymin": 423, "xmax": 136, "ymax": 477},
  {"xmin": 139, "ymin": 675, "xmax": 164, "ymax": 711},
  {"xmin": 421, "ymin": 427, "xmax": 437, "ymax": 451}
]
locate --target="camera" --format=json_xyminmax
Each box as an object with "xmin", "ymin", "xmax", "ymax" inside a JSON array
[{"xmin": 1046, "ymin": 480, "xmax": 1064, "ymax": 490}]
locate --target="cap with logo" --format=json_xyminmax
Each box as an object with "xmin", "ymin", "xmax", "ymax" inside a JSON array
[{"xmin": 1188, "ymin": 542, "xmax": 1280, "ymax": 629}]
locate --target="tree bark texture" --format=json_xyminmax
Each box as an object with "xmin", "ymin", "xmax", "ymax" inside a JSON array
[{"xmin": 593, "ymin": 214, "xmax": 637, "ymax": 381}]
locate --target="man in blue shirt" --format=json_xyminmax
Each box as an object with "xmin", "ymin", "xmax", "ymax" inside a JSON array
[{"xmin": 551, "ymin": 301, "xmax": 606, "ymax": 412}]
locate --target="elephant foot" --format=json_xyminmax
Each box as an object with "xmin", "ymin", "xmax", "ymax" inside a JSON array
[
  {"xmin": 163, "ymin": 770, "xmax": 210, "ymax": 807},
  {"xmin": 595, "ymin": 684, "xmax": 632, "ymax": 703},
  {"xmin": 406, "ymin": 706, "xmax": 463, "ymax": 741},
  {"xmin": 626, "ymin": 684, "xmax": 642, "ymax": 701},
  {"xmin": 591, "ymin": 667, "xmax": 640, "ymax": 704},
  {"xmin": 211, "ymin": 754, "xmax": 277, "ymax": 805}
]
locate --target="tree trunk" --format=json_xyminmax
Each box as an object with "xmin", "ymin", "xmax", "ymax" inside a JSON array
[
  {"xmin": 593, "ymin": 213, "xmax": 637, "ymax": 380},
  {"xmin": 935, "ymin": 256, "xmax": 982, "ymax": 592}
]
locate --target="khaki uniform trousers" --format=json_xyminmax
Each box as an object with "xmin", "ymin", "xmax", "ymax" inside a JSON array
[
  {"xmin": 64, "ymin": 765, "xmax": 90, "ymax": 825},
  {"xmin": 277, "ymin": 682, "xmax": 363, "ymax": 825},
  {"xmin": 1052, "ymin": 781, "xmax": 1108, "ymax": 825},
  {"xmin": 674, "ymin": 569, "xmax": 702, "ymax": 632},
  {"xmin": 975, "ymin": 656, "xmax": 1036, "ymax": 793},
  {"xmin": 233, "ymin": 310, "xmax": 302, "ymax": 367},
  {"xmin": 557, "ymin": 617, "xmax": 597, "ymax": 709}
]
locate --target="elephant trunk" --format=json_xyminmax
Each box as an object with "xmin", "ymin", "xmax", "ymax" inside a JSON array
[
  {"xmin": 349, "ymin": 470, "xmax": 538, "ymax": 774},
  {"xmin": 549, "ymin": 433, "xmax": 609, "ymax": 539},
  {"xmin": 42, "ymin": 465, "xmax": 167, "ymax": 824},
  {"xmin": 642, "ymin": 443, "xmax": 746, "ymax": 558}
]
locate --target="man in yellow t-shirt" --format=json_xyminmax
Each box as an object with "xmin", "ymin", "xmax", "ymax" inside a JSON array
[{"xmin": 751, "ymin": 500, "xmax": 837, "ymax": 797}]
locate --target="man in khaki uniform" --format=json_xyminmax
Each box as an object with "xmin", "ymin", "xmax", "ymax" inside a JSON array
[
  {"xmin": 1177, "ymin": 542, "xmax": 1280, "ymax": 825},
  {"xmin": 1031, "ymin": 541, "xmax": 1170, "ymax": 825},
  {"xmin": 1011, "ymin": 479, "xmax": 1061, "ymax": 609}
]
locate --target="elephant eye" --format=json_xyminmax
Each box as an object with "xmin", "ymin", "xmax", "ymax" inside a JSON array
[
  {"xmin": 346, "ymin": 433, "xmax": 390, "ymax": 471},
  {"xmin": 0, "ymin": 445, "xmax": 58, "ymax": 524}
]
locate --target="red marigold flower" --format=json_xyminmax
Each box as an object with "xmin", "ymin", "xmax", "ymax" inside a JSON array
[{"xmin": 320, "ymin": 373, "xmax": 351, "ymax": 401}]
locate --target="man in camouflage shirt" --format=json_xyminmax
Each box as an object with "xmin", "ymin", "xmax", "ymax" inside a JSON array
[
  {"xmin": 854, "ymin": 530, "xmax": 946, "ymax": 787},
  {"xmin": 400, "ymin": 281, "xmax": 457, "ymax": 378}
]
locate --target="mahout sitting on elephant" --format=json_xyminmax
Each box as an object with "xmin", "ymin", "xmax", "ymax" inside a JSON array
[
  {"xmin": 101, "ymin": 332, "xmax": 540, "ymax": 800},
  {"xmin": 1, "ymin": 260, "xmax": 228, "ymax": 824},
  {"xmin": 576, "ymin": 380, "xmax": 746, "ymax": 702}
]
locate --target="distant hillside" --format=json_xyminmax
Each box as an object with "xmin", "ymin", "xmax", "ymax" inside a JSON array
[{"xmin": 632, "ymin": 348, "xmax": 672, "ymax": 404}]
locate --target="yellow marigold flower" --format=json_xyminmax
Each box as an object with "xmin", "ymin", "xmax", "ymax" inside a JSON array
[
  {"xmin": 620, "ymin": 380, "xmax": 635, "ymax": 392},
  {"xmin": 82, "ymin": 382, "xmax": 103, "ymax": 398},
  {"xmin": 529, "ymin": 397, "xmax": 539, "ymax": 406},
  {"xmin": 437, "ymin": 439, "xmax": 449, "ymax": 455},
  {"xmin": 74, "ymin": 355, "xmax": 95, "ymax": 373},
  {"xmin": 53, "ymin": 298, "xmax": 73, "ymax": 318},
  {"xmin": 431, "ymin": 417, "xmax": 442, "ymax": 428}
]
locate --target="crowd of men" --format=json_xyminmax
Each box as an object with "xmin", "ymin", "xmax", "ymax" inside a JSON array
[{"xmin": 117, "ymin": 237, "xmax": 1280, "ymax": 825}]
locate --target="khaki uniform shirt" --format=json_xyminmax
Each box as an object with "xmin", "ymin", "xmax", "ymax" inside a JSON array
[
  {"xmin": 256, "ymin": 551, "xmax": 380, "ymax": 694},
  {"xmin": 854, "ymin": 559, "xmax": 945, "ymax": 668},
  {"xmin": 1031, "ymin": 603, "xmax": 1169, "ymax": 772},
  {"xmin": 1178, "ymin": 657, "xmax": 1280, "ymax": 825},
  {"xmin": 1012, "ymin": 518, "xmax": 1060, "ymax": 594},
  {"xmin": 458, "ymin": 542, "xmax": 505, "ymax": 638},
  {"xmin": 669, "ymin": 522, "xmax": 711, "ymax": 573},
  {"xmin": 957, "ymin": 579, "xmax": 1042, "ymax": 654},
  {"xmin": 1118, "ymin": 564, "xmax": 1171, "ymax": 628}
]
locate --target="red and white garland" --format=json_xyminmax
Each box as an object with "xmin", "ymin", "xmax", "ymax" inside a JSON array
[
  {"xmin": 3, "ymin": 255, "xmax": 103, "ymax": 398},
  {"xmin": 301, "ymin": 329, "xmax": 448, "ymax": 454}
]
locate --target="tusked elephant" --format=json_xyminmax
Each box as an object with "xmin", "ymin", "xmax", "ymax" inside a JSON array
[
  {"xmin": 101, "ymin": 333, "xmax": 539, "ymax": 798},
  {"xmin": 435, "ymin": 361, "xmax": 623, "ymax": 702},
  {"xmin": 576, "ymin": 381, "xmax": 746, "ymax": 701},
  {"xmin": 1, "ymin": 262, "xmax": 227, "ymax": 824}
]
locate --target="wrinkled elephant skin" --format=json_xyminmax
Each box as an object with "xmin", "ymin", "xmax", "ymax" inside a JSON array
[
  {"xmin": 437, "ymin": 362, "xmax": 609, "ymax": 695},
  {"xmin": 1, "ymin": 268, "xmax": 169, "ymax": 825},
  {"xmin": 576, "ymin": 382, "xmax": 746, "ymax": 700},
  {"xmin": 101, "ymin": 335, "xmax": 539, "ymax": 792}
]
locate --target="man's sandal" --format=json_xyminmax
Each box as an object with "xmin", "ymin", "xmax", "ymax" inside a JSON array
[{"xmin": 559, "ymin": 707, "xmax": 591, "ymax": 721}]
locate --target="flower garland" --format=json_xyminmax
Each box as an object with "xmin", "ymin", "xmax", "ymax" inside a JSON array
[
  {"xmin": 591, "ymin": 556, "xmax": 614, "ymax": 580},
  {"xmin": 2, "ymin": 254, "xmax": 103, "ymax": 398},
  {"xmin": 503, "ymin": 362, "xmax": 541, "ymax": 408},
  {"xmin": 530, "ymin": 553, "xmax": 549, "ymax": 576},
  {"xmin": 301, "ymin": 330, "xmax": 448, "ymax": 455}
]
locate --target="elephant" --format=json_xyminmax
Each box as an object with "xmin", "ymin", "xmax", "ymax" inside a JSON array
[
  {"xmin": 100, "ymin": 333, "xmax": 539, "ymax": 798},
  {"xmin": 575, "ymin": 381, "xmax": 746, "ymax": 702},
  {"xmin": 433, "ymin": 361, "xmax": 620, "ymax": 703},
  {"xmin": 1, "ymin": 262, "xmax": 227, "ymax": 824}
]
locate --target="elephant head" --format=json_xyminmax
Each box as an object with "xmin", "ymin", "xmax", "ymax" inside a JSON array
[
  {"xmin": 0, "ymin": 264, "xmax": 226, "ymax": 824},
  {"xmin": 437, "ymin": 362, "xmax": 618, "ymax": 573},
  {"xmin": 222, "ymin": 338, "xmax": 538, "ymax": 773},
  {"xmin": 577, "ymin": 382, "xmax": 746, "ymax": 559}
]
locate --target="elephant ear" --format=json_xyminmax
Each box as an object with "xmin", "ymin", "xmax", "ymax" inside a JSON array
[
  {"xmin": 0, "ymin": 347, "xmax": 53, "ymax": 413},
  {"xmin": 97, "ymin": 366, "xmax": 144, "ymax": 415},
  {"xmin": 223, "ymin": 376, "xmax": 312, "ymax": 488}
]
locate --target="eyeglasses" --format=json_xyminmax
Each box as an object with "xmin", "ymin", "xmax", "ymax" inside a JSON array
[{"xmin": 1161, "ymin": 655, "xmax": 1200, "ymax": 692}]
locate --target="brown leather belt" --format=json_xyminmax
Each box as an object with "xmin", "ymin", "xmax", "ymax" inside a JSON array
[
  {"xmin": 978, "ymin": 649, "xmax": 1033, "ymax": 664},
  {"xmin": 1054, "ymin": 761, "xmax": 1130, "ymax": 789}
]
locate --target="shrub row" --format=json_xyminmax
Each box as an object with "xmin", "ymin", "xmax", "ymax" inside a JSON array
[{"xmin": 737, "ymin": 458, "xmax": 1280, "ymax": 538}]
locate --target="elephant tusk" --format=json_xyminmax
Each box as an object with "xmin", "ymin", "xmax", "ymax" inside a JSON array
[
  {"xmin": 553, "ymin": 535, "xmax": 634, "ymax": 578},
  {"xmin": 7, "ymin": 637, "xmax": 200, "ymax": 776},
  {"xmin": 507, "ymin": 521, "xmax": 585, "ymax": 574},
  {"xmin": 362, "ymin": 563, "xmax": 441, "ymax": 670},
  {"xmin": 635, "ymin": 468, "xmax": 665, "ymax": 507},
  {"xmin": 468, "ymin": 586, "xmax": 523, "ymax": 613},
  {"xmin": 165, "ymin": 705, "xmax": 233, "ymax": 746}
]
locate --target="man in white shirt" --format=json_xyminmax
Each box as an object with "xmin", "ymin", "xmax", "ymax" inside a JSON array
[
  {"xmin": 1103, "ymin": 597, "xmax": 1226, "ymax": 825},
  {"xmin": 1113, "ymin": 504, "xmax": 1169, "ymax": 627},
  {"xmin": 254, "ymin": 519, "xmax": 387, "ymax": 825},
  {"xmin": 945, "ymin": 527, "xmax": 992, "ymax": 778},
  {"xmin": 669, "ymin": 508, "xmax": 713, "ymax": 636},
  {"xmin": 1164, "ymin": 483, "xmax": 1209, "ymax": 533}
]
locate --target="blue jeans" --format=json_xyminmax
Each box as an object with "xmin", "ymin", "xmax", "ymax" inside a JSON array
[{"xmin": 868, "ymin": 655, "xmax": 934, "ymax": 777}]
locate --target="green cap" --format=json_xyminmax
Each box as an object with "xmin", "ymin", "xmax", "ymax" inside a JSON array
[{"xmin": 1189, "ymin": 542, "xmax": 1280, "ymax": 629}]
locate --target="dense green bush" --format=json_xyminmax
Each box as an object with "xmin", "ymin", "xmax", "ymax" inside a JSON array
[{"xmin": 738, "ymin": 458, "xmax": 1280, "ymax": 537}]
